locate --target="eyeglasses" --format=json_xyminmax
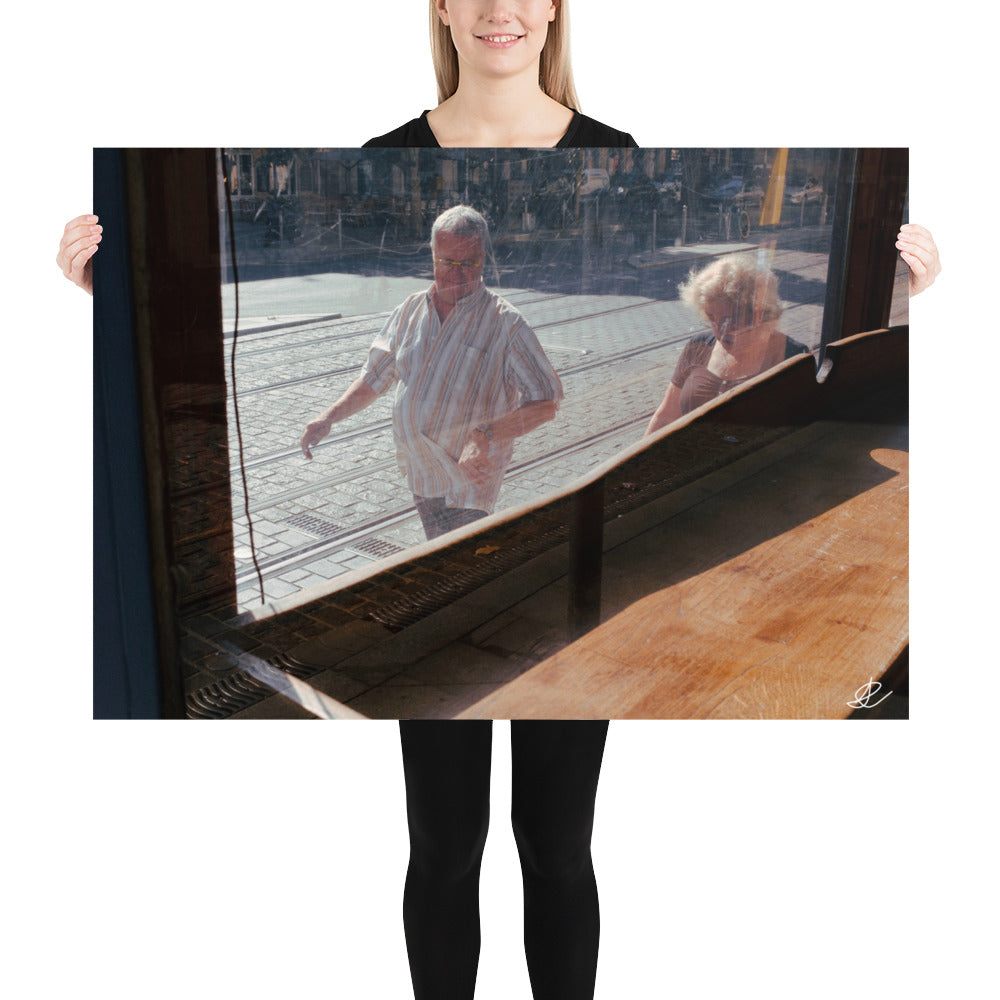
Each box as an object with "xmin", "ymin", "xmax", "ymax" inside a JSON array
[{"xmin": 433, "ymin": 257, "xmax": 484, "ymax": 270}]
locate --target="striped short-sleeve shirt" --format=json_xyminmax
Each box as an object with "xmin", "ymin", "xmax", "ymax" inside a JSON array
[{"xmin": 361, "ymin": 285, "xmax": 563, "ymax": 513}]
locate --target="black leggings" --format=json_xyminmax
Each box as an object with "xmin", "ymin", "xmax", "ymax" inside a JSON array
[{"xmin": 399, "ymin": 719, "xmax": 609, "ymax": 1000}]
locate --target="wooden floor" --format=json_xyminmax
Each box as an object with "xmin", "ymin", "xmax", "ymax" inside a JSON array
[{"xmin": 458, "ymin": 419, "xmax": 908, "ymax": 719}]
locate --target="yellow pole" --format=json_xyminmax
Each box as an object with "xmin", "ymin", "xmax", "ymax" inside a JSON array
[{"xmin": 760, "ymin": 148, "xmax": 788, "ymax": 227}]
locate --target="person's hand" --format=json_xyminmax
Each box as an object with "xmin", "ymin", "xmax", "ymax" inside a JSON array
[
  {"xmin": 896, "ymin": 223, "xmax": 941, "ymax": 296},
  {"xmin": 458, "ymin": 433, "xmax": 492, "ymax": 484},
  {"xmin": 300, "ymin": 417, "xmax": 332, "ymax": 459},
  {"xmin": 57, "ymin": 215, "xmax": 102, "ymax": 295}
]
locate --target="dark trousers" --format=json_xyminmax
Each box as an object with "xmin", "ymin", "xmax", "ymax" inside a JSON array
[
  {"xmin": 399, "ymin": 720, "xmax": 609, "ymax": 1000},
  {"xmin": 413, "ymin": 495, "xmax": 489, "ymax": 540}
]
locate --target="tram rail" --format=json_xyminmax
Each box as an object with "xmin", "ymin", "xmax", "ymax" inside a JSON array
[
  {"xmin": 228, "ymin": 329, "xmax": 693, "ymax": 481},
  {"xmin": 226, "ymin": 296, "xmax": 668, "ymax": 396},
  {"xmin": 223, "ymin": 253, "xmax": 831, "ymax": 607},
  {"xmin": 233, "ymin": 412, "xmax": 651, "ymax": 589}
]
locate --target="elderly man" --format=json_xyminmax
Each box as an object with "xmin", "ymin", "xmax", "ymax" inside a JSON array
[{"xmin": 300, "ymin": 205, "xmax": 563, "ymax": 540}]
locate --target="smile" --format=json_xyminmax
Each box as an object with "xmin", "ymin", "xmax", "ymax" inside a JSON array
[{"xmin": 476, "ymin": 33, "xmax": 525, "ymax": 48}]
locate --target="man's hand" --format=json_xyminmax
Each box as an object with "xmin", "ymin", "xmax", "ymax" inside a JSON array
[
  {"xmin": 458, "ymin": 431, "xmax": 493, "ymax": 484},
  {"xmin": 300, "ymin": 379, "xmax": 379, "ymax": 458},
  {"xmin": 57, "ymin": 215, "xmax": 102, "ymax": 295},
  {"xmin": 896, "ymin": 223, "xmax": 941, "ymax": 296},
  {"xmin": 300, "ymin": 417, "xmax": 332, "ymax": 459}
]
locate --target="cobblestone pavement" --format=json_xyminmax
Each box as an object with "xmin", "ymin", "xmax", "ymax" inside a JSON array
[{"xmin": 225, "ymin": 244, "xmax": 853, "ymax": 610}]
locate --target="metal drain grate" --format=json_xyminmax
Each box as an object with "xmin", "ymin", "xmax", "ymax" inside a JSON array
[
  {"xmin": 268, "ymin": 652, "xmax": 325, "ymax": 681},
  {"xmin": 186, "ymin": 652, "xmax": 325, "ymax": 718},
  {"xmin": 186, "ymin": 671, "xmax": 271, "ymax": 719},
  {"xmin": 284, "ymin": 512, "xmax": 345, "ymax": 538},
  {"xmin": 348, "ymin": 537, "xmax": 405, "ymax": 560}
]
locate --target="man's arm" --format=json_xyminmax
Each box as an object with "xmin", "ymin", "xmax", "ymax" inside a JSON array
[
  {"xmin": 300, "ymin": 377, "xmax": 379, "ymax": 459},
  {"xmin": 457, "ymin": 400, "xmax": 558, "ymax": 483},
  {"xmin": 476, "ymin": 399, "xmax": 558, "ymax": 442}
]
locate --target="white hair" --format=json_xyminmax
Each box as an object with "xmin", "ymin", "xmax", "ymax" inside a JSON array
[{"xmin": 430, "ymin": 205, "xmax": 491, "ymax": 255}]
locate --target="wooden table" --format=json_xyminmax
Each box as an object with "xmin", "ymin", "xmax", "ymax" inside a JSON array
[{"xmin": 458, "ymin": 420, "xmax": 908, "ymax": 719}]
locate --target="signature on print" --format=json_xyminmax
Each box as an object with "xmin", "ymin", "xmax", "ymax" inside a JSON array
[{"xmin": 847, "ymin": 678, "xmax": 893, "ymax": 710}]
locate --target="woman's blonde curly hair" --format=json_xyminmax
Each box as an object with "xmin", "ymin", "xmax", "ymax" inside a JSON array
[
  {"xmin": 429, "ymin": 1, "xmax": 579, "ymax": 109},
  {"xmin": 679, "ymin": 253, "xmax": 784, "ymax": 329}
]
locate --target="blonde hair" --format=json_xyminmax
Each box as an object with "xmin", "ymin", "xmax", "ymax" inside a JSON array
[
  {"xmin": 679, "ymin": 254, "xmax": 784, "ymax": 328},
  {"xmin": 429, "ymin": 1, "xmax": 580, "ymax": 109}
]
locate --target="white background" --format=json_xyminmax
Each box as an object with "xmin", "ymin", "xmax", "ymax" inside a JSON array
[{"xmin": 4, "ymin": 2, "xmax": 993, "ymax": 998}]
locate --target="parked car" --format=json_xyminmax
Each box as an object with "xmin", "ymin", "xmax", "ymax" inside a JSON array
[
  {"xmin": 706, "ymin": 176, "xmax": 765, "ymax": 209},
  {"xmin": 578, "ymin": 168, "xmax": 610, "ymax": 198}
]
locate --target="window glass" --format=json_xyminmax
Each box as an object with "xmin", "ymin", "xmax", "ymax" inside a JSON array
[{"xmin": 220, "ymin": 148, "xmax": 850, "ymax": 612}]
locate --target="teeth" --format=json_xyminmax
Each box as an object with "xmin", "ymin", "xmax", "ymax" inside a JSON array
[{"xmin": 482, "ymin": 34, "xmax": 519, "ymax": 42}]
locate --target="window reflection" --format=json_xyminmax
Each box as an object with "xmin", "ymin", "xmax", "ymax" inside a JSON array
[
  {"xmin": 222, "ymin": 149, "xmax": 844, "ymax": 611},
  {"xmin": 644, "ymin": 251, "xmax": 810, "ymax": 435}
]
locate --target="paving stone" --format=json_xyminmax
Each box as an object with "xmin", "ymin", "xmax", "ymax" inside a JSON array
[
  {"xmin": 263, "ymin": 578, "xmax": 301, "ymax": 599},
  {"xmin": 222, "ymin": 261, "xmax": 832, "ymax": 614}
]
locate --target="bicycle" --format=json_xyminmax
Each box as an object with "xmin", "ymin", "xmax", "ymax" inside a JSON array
[{"xmin": 717, "ymin": 198, "xmax": 752, "ymax": 241}]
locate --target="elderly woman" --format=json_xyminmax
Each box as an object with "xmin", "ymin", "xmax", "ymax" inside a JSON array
[{"xmin": 645, "ymin": 253, "xmax": 808, "ymax": 435}]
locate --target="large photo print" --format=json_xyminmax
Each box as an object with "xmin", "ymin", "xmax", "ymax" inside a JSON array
[{"xmin": 97, "ymin": 147, "xmax": 909, "ymax": 720}]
